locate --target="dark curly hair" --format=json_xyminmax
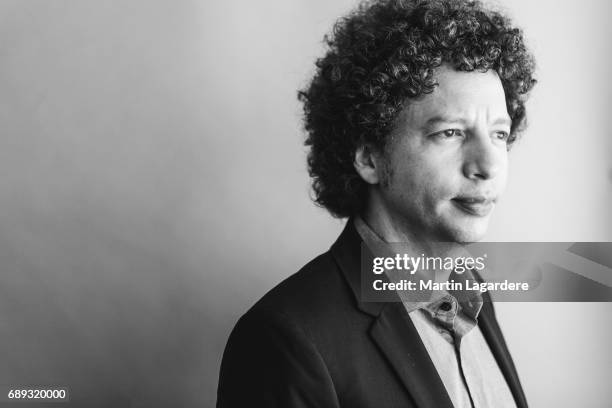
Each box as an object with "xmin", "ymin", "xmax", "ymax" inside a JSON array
[{"xmin": 298, "ymin": 0, "xmax": 536, "ymax": 218}]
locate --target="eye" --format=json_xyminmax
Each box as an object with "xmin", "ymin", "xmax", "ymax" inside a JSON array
[
  {"xmin": 435, "ymin": 129, "xmax": 464, "ymax": 138},
  {"xmin": 494, "ymin": 131, "xmax": 510, "ymax": 141}
]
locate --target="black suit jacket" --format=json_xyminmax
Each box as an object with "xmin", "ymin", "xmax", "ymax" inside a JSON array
[{"xmin": 217, "ymin": 221, "xmax": 528, "ymax": 407}]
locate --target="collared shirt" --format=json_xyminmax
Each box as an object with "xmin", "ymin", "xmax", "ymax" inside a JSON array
[{"xmin": 354, "ymin": 217, "xmax": 517, "ymax": 408}]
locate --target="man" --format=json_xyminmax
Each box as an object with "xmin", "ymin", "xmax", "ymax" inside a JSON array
[{"xmin": 217, "ymin": 0, "xmax": 536, "ymax": 407}]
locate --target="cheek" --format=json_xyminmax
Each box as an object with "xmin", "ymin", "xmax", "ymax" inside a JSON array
[
  {"xmin": 410, "ymin": 157, "xmax": 459, "ymax": 193},
  {"xmin": 496, "ymin": 156, "xmax": 510, "ymax": 192},
  {"xmin": 389, "ymin": 160, "xmax": 453, "ymax": 203}
]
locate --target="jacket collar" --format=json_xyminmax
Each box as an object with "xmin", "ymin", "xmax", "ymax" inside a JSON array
[{"xmin": 330, "ymin": 218, "xmax": 387, "ymax": 317}]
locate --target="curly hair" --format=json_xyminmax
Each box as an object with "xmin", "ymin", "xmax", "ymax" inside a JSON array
[{"xmin": 298, "ymin": 0, "xmax": 536, "ymax": 218}]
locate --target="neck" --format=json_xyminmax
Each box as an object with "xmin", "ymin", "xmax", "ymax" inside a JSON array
[{"xmin": 360, "ymin": 192, "xmax": 463, "ymax": 256}]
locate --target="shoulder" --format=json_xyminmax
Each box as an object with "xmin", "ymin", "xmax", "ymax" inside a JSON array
[
  {"xmin": 241, "ymin": 250, "xmax": 358, "ymax": 340},
  {"xmin": 217, "ymin": 250, "xmax": 354, "ymax": 407}
]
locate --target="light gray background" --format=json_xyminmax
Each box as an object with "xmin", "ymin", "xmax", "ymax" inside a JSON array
[{"xmin": 0, "ymin": 0, "xmax": 610, "ymax": 407}]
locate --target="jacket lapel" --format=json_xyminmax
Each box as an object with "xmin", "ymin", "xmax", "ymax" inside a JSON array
[
  {"xmin": 331, "ymin": 220, "xmax": 454, "ymax": 408},
  {"xmin": 478, "ymin": 300, "xmax": 528, "ymax": 408},
  {"xmin": 370, "ymin": 302, "xmax": 455, "ymax": 408}
]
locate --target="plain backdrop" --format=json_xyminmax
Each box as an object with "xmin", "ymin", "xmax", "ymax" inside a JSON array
[{"xmin": 0, "ymin": 0, "xmax": 610, "ymax": 407}]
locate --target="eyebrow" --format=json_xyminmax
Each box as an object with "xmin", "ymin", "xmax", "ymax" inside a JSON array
[
  {"xmin": 422, "ymin": 115, "xmax": 512, "ymax": 129},
  {"xmin": 491, "ymin": 117, "xmax": 512, "ymax": 127},
  {"xmin": 422, "ymin": 116, "xmax": 467, "ymax": 128}
]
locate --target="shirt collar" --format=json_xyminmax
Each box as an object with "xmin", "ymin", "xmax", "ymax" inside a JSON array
[{"xmin": 353, "ymin": 215, "xmax": 483, "ymax": 319}]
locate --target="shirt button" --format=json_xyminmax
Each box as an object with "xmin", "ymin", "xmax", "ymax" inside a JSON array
[{"xmin": 439, "ymin": 302, "xmax": 452, "ymax": 312}]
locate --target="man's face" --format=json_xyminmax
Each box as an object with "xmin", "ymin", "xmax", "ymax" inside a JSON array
[{"xmin": 376, "ymin": 66, "xmax": 511, "ymax": 243}]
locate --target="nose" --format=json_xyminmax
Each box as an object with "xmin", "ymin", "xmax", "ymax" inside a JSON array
[{"xmin": 461, "ymin": 131, "xmax": 506, "ymax": 181}]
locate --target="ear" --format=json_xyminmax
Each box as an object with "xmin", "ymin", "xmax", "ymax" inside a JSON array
[{"xmin": 353, "ymin": 144, "xmax": 382, "ymax": 185}]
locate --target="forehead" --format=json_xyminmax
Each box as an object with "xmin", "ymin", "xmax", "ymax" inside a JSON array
[{"xmin": 397, "ymin": 66, "xmax": 509, "ymax": 128}]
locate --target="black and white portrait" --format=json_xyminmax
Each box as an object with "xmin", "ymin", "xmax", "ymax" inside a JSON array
[{"xmin": 0, "ymin": 0, "xmax": 610, "ymax": 407}]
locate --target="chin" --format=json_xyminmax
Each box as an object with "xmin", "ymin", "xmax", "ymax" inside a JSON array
[{"xmin": 442, "ymin": 220, "xmax": 489, "ymax": 244}]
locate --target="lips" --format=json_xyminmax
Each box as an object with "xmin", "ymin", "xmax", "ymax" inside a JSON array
[{"xmin": 451, "ymin": 196, "xmax": 495, "ymax": 217}]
